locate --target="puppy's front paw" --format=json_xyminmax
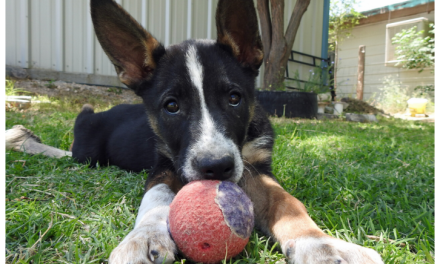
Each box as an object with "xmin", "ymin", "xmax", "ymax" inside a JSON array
[
  {"xmin": 109, "ymin": 223, "xmax": 176, "ymax": 264},
  {"xmin": 282, "ymin": 237, "xmax": 383, "ymax": 264}
]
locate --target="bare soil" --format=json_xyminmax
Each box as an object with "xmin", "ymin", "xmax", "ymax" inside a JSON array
[
  {"xmin": 340, "ymin": 97, "xmax": 385, "ymax": 115},
  {"xmin": 11, "ymin": 79, "xmax": 432, "ymax": 122},
  {"xmin": 10, "ymin": 79, "xmax": 143, "ymax": 105},
  {"xmin": 10, "ymin": 79, "xmax": 386, "ymax": 115}
]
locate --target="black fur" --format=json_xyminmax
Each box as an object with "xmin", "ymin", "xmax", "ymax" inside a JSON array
[
  {"xmin": 72, "ymin": 104, "xmax": 156, "ymax": 172},
  {"xmin": 72, "ymin": 35, "xmax": 272, "ymax": 182},
  {"xmin": 73, "ymin": 2, "xmax": 384, "ymax": 263}
]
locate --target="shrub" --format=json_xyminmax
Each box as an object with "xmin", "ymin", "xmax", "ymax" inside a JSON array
[{"xmin": 375, "ymin": 76, "xmax": 434, "ymax": 113}]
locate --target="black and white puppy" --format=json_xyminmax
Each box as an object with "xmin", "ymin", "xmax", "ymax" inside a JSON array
[{"xmin": 7, "ymin": 0, "xmax": 384, "ymax": 263}]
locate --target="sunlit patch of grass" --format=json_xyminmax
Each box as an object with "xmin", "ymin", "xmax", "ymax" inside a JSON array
[
  {"xmin": 271, "ymin": 117, "xmax": 434, "ymax": 263},
  {"xmin": 6, "ymin": 79, "xmax": 31, "ymax": 96}
]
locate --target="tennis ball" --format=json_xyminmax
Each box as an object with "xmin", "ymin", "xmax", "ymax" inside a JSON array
[{"xmin": 168, "ymin": 180, "xmax": 254, "ymax": 264}]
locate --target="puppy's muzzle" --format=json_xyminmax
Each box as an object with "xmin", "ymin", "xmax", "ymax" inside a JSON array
[{"xmin": 193, "ymin": 155, "xmax": 235, "ymax": 181}]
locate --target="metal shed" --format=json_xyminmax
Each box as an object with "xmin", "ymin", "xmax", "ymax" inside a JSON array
[{"xmin": 6, "ymin": 0, "xmax": 330, "ymax": 89}]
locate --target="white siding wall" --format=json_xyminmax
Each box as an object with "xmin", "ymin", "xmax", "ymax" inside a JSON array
[
  {"xmin": 6, "ymin": 0, "xmax": 324, "ymax": 89},
  {"xmin": 336, "ymin": 12, "xmax": 435, "ymax": 100}
]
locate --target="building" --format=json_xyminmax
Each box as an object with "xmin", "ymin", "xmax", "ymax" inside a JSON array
[
  {"xmin": 335, "ymin": 0, "xmax": 435, "ymax": 101},
  {"xmin": 6, "ymin": 0, "xmax": 330, "ymax": 90}
]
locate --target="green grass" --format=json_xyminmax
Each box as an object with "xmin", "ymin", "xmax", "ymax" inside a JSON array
[
  {"xmin": 271, "ymin": 117, "xmax": 434, "ymax": 263},
  {"xmin": 6, "ymin": 80, "xmax": 30, "ymax": 96},
  {"xmin": 5, "ymin": 97, "xmax": 434, "ymax": 263}
]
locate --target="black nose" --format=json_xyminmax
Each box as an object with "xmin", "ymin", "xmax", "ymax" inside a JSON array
[{"xmin": 196, "ymin": 155, "xmax": 235, "ymax": 181}]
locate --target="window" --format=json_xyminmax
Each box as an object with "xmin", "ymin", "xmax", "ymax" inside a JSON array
[{"xmin": 385, "ymin": 17, "xmax": 429, "ymax": 67}]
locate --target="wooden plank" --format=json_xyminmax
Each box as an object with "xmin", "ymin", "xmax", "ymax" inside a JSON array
[{"xmin": 357, "ymin": 45, "xmax": 366, "ymax": 100}]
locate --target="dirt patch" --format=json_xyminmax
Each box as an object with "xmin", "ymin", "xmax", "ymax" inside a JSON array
[
  {"xmin": 341, "ymin": 97, "xmax": 385, "ymax": 115},
  {"xmin": 8, "ymin": 79, "xmax": 397, "ymax": 120},
  {"xmin": 10, "ymin": 79, "xmax": 143, "ymax": 105}
]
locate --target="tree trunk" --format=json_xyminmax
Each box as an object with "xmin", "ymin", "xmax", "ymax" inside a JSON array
[{"xmin": 257, "ymin": 0, "xmax": 311, "ymax": 91}]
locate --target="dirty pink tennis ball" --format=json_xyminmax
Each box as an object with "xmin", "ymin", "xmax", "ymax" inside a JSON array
[{"xmin": 168, "ymin": 180, "xmax": 254, "ymax": 264}]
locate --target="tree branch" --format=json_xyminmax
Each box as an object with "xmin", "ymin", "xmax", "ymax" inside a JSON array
[{"xmin": 285, "ymin": 0, "xmax": 310, "ymax": 49}]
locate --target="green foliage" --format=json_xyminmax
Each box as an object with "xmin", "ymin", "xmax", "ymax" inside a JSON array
[
  {"xmin": 45, "ymin": 79, "xmax": 57, "ymax": 89},
  {"xmin": 389, "ymin": 23, "xmax": 435, "ymax": 103},
  {"xmin": 289, "ymin": 62, "xmax": 334, "ymax": 94},
  {"xmin": 414, "ymin": 84, "xmax": 434, "ymax": 98},
  {"xmin": 374, "ymin": 76, "xmax": 434, "ymax": 113},
  {"xmin": 6, "ymin": 80, "xmax": 29, "ymax": 96},
  {"xmin": 392, "ymin": 24, "xmax": 435, "ymax": 73},
  {"xmin": 329, "ymin": 0, "xmax": 365, "ymax": 51},
  {"xmin": 375, "ymin": 77, "xmax": 414, "ymax": 113},
  {"xmin": 107, "ymin": 87, "xmax": 123, "ymax": 94}
]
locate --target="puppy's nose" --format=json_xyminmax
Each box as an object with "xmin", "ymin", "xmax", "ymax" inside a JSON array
[{"xmin": 196, "ymin": 155, "xmax": 235, "ymax": 181}]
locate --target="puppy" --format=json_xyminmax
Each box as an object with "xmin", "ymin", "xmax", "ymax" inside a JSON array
[{"xmin": 6, "ymin": 0, "xmax": 384, "ymax": 263}]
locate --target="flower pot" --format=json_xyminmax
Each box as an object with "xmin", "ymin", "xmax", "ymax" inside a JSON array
[
  {"xmin": 256, "ymin": 91, "xmax": 317, "ymax": 118},
  {"xmin": 318, "ymin": 93, "xmax": 331, "ymax": 102},
  {"xmin": 333, "ymin": 102, "xmax": 344, "ymax": 114},
  {"xmin": 407, "ymin": 98, "xmax": 428, "ymax": 117},
  {"xmin": 317, "ymin": 101, "xmax": 330, "ymax": 114}
]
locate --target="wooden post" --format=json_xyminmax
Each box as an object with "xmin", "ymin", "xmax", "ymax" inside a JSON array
[{"xmin": 357, "ymin": 45, "xmax": 366, "ymax": 100}]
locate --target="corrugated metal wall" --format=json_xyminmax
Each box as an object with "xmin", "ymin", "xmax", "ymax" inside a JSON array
[
  {"xmin": 6, "ymin": 0, "xmax": 325, "ymax": 89},
  {"xmin": 287, "ymin": 0, "xmax": 325, "ymax": 81}
]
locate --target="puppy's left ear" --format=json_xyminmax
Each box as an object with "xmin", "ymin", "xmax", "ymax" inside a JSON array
[
  {"xmin": 90, "ymin": 0, "xmax": 165, "ymax": 93},
  {"xmin": 216, "ymin": 0, "xmax": 264, "ymax": 70}
]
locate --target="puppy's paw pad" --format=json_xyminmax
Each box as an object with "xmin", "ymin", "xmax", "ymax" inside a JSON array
[
  {"xmin": 109, "ymin": 228, "xmax": 176, "ymax": 264},
  {"xmin": 283, "ymin": 237, "xmax": 383, "ymax": 264}
]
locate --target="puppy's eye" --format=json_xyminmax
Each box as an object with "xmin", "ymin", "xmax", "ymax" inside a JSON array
[
  {"xmin": 165, "ymin": 100, "xmax": 180, "ymax": 114},
  {"xmin": 229, "ymin": 93, "xmax": 241, "ymax": 106}
]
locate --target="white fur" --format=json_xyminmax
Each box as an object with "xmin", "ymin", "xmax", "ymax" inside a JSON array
[
  {"xmin": 283, "ymin": 237, "xmax": 384, "ymax": 264},
  {"xmin": 134, "ymin": 184, "xmax": 175, "ymax": 227},
  {"xmin": 109, "ymin": 184, "xmax": 176, "ymax": 264},
  {"xmin": 249, "ymin": 135, "xmax": 273, "ymax": 148},
  {"xmin": 6, "ymin": 125, "xmax": 72, "ymax": 158},
  {"xmin": 182, "ymin": 45, "xmax": 243, "ymax": 183}
]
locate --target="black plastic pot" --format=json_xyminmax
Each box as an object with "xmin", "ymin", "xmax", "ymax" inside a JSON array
[{"xmin": 256, "ymin": 91, "xmax": 317, "ymax": 118}]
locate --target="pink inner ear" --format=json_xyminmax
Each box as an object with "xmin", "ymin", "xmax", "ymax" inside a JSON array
[
  {"xmin": 108, "ymin": 34, "xmax": 146, "ymax": 68},
  {"xmin": 103, "ymin": 31, "xmax": 156, "ymax": 85},
  {"xmin": 231, "ymin": 33, "xmax": 263, "ymax": 68},
  {"xmin": 91, "ymin": 0, "xmax": 163, "ymax": 89}
]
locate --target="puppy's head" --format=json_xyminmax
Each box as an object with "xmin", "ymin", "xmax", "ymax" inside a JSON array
[{"xmin": 91, "ymin": 0, "xmax": 263, "ymax": 183}]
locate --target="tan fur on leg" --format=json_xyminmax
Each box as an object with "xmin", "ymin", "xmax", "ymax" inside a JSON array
[
  {"xmin": 6, "ymin": 125, "xmax": 72, "ymax": 158},
  {"xmin": 239, "ymin": 172, "xmax": 383, "ymax": 263},
  {"xmin": 239, "ymin": 173, "xmax": 326, "ymax": 245}
]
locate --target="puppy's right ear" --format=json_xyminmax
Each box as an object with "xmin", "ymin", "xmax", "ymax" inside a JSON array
[
  {"xmin": 91, "ymin": 0, "xmax": 165, "ymax": 92},
  {"xmin": 216, "ymin": 0, "xmax": 263, "ymax": 71}
]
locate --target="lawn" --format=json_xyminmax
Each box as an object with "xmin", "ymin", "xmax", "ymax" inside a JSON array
[{"xmin": 5, "ymin": 95, "xmax": 434, "ymax": 263}]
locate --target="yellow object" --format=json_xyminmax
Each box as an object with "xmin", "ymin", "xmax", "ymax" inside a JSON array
[{"xmin": 407, "ymin": 98, "xmax": 428, "ymax": 117}]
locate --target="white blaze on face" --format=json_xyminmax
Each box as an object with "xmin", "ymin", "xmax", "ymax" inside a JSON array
[{"xmin": 182, "ymin": 45, "xmax": 243, "ymax": 182}]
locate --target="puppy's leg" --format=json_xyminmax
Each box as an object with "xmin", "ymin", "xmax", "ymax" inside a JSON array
[
  {"xmin": 109, "ymin": 170, "xmax": 182, "ymax": 264},
  {"xmin": 6, "ymin": 125, "xmax": 72, "ymax": 158},
  {"xmin": 240, "ymin": 173, "xmax": 383, "ymax": 264}
]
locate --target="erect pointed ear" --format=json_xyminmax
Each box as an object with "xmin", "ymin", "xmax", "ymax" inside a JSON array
[
  {"xmin": 216, "ymin": 0, "xmax": 264, "ymax": 70},
  {"xmin": 91, "ymin": 0, "xmax": 165, "ymax": 92}
]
